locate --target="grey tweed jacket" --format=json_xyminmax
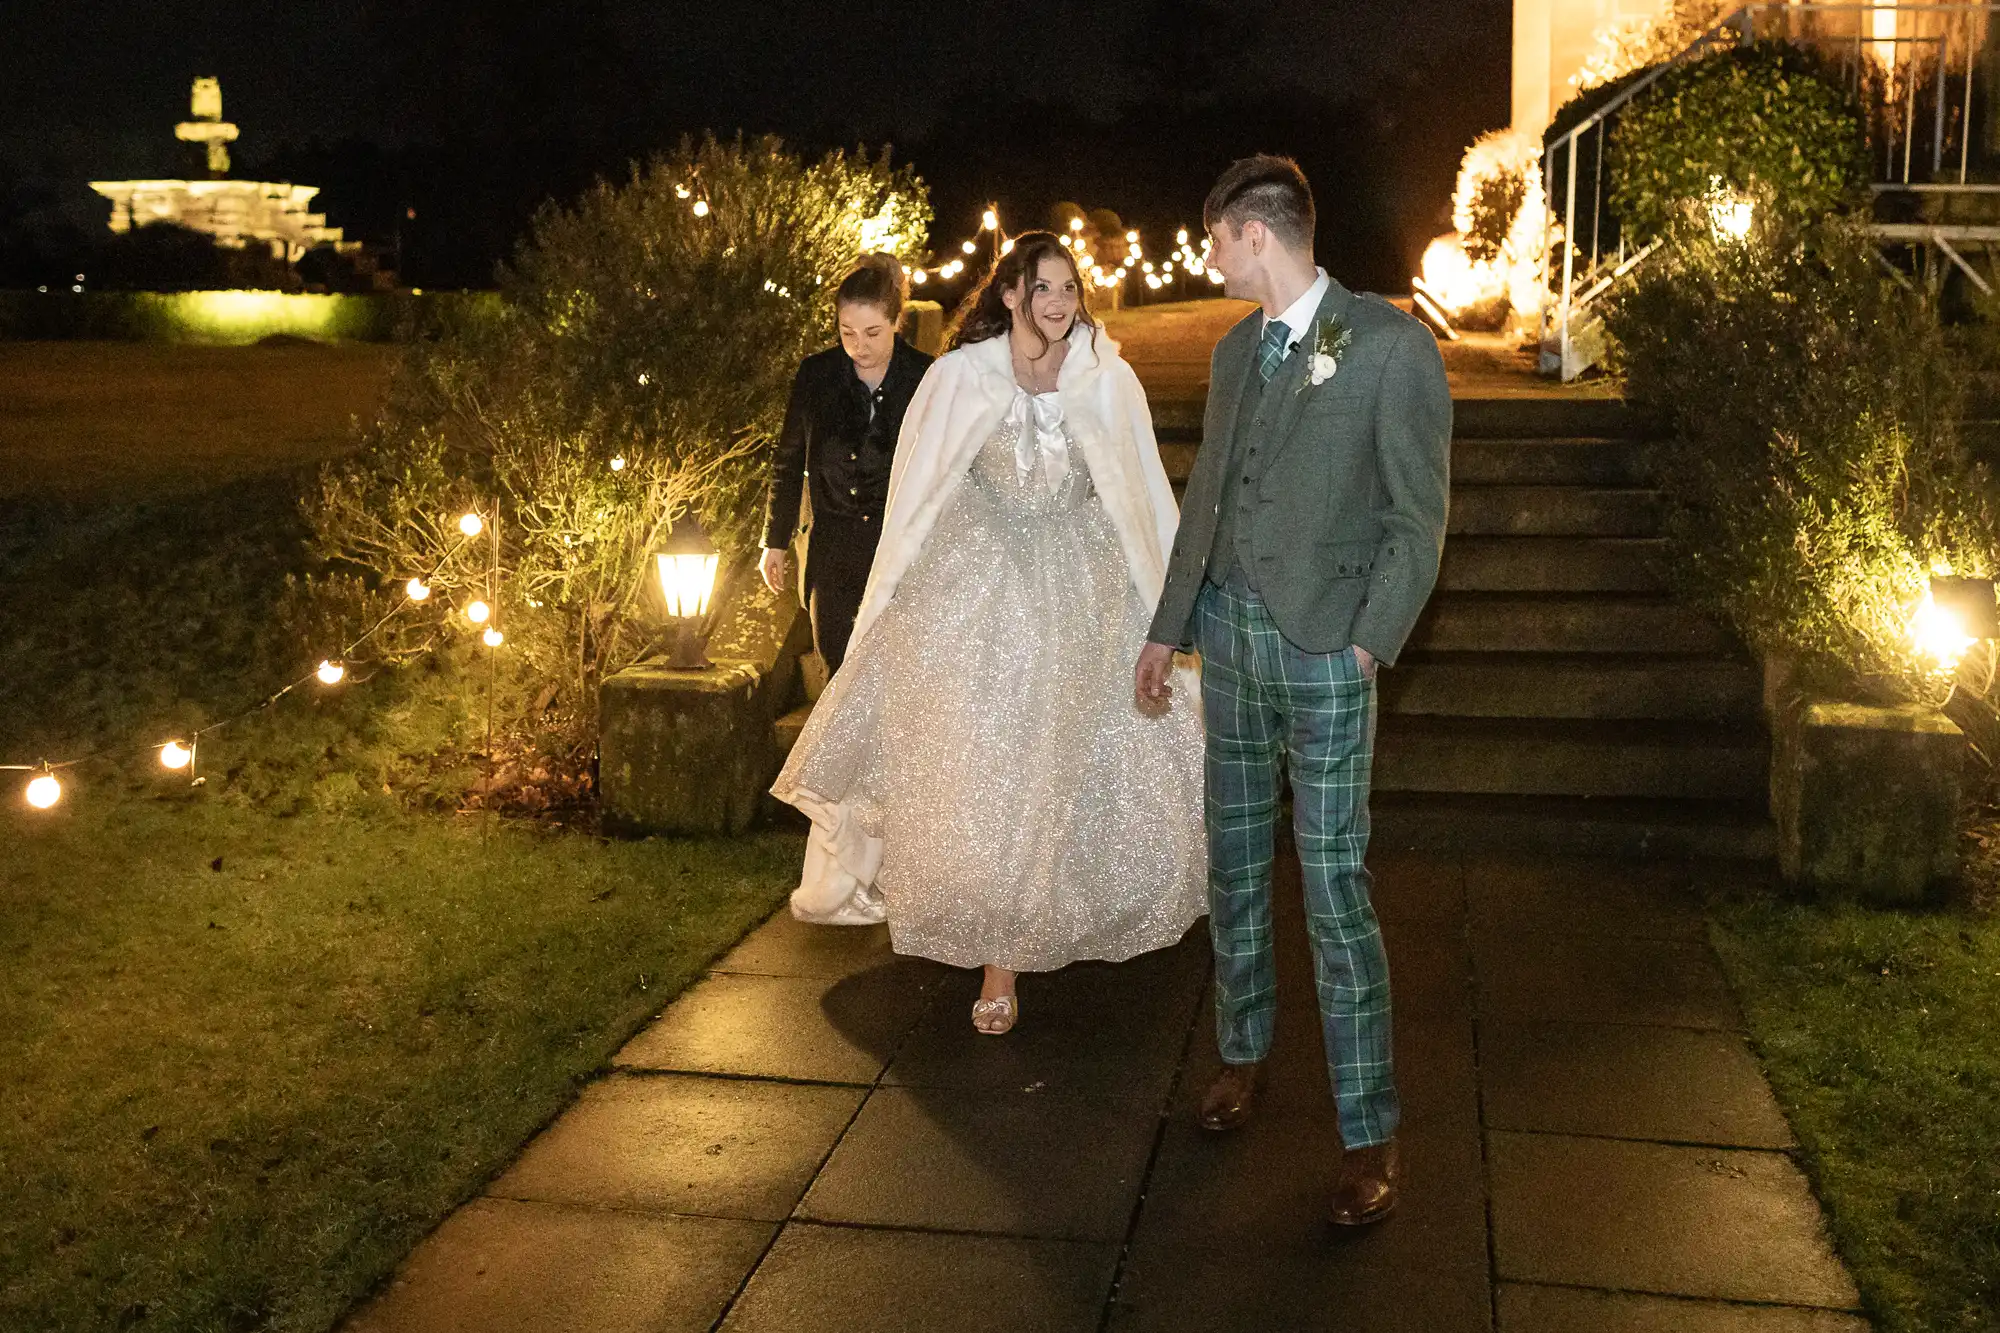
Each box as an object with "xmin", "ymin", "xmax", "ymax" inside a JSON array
[{"xmin": 1146, "ymin": 279, "xmax": 1452, "ymax": 666}]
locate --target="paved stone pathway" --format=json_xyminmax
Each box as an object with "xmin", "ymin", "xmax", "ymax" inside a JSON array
[{"xmin": 345, "ymin": 848, "xmax": 1867, "ymax": 1332}]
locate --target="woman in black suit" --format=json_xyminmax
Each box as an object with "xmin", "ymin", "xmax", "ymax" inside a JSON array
[{"xmin": 760, "ymin": 253, "xmax": 934, "ymax": 673}]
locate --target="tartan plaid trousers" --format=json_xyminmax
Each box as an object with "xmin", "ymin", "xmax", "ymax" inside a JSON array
[{"xmin": 1195, "ymin": 570, "xmax": 1400, "ymax": 1149}]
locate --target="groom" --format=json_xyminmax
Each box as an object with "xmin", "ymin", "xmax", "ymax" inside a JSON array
[{"xmin": 1135, "ymin": 155, "xmax": 1451, "ymax": 1226}]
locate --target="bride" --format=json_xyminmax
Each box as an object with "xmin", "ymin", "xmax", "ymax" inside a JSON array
[{"xmin": 771, "ymin": 230, "xmax": 1207, "ymax": 1034}]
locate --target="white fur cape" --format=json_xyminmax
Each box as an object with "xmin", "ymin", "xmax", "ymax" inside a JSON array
[
  {"xmin": 850, "ymin": 321, "xmax": 1182, "ymax": 654},
  {"xmin": 782, "ymin": 321, "xmax": 1196, "ymax": 926}
]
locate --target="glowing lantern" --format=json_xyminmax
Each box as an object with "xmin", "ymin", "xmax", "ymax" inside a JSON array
[
  {"xmin": 25, "ymin": 771, "xmax": 61, "ymax": 809},
  {"xmin": 655, "ymin": 516, "xmax": 720, "ymax": 670}
]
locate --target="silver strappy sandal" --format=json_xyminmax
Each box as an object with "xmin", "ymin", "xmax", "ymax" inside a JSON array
[{"xmin": 971, "ymin": 995, "xmax": 1017, "ymax": 1035}]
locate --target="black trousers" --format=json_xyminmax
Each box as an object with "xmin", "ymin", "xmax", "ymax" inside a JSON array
[{"xmin": 805, "ymin": 515, "xmax": 879, "ymax": 674}]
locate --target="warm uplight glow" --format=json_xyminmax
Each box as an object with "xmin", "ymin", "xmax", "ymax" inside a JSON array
[
  {"xmin": 1912, "ymin": 591, "xmax": 1976, "ymax": 668},
  {"xmin": 483, "ymin": 628, "xmax": 504, "ymax": 647},
  {"xmin": 316, "ymin": 660, "xmax": 346, "ymax": 686},
  {"xmin": 458, "ymin": 512, "xmax": 484, "ymax": 537},
  {"xmin": 406, "ymin": 577, "xmax": 431, "ymax": 601},
  {"xmin": 160, "ymin": 741, "xmax": 192, "ymax": 770},
  {"xmin": 1706, "ymin": 177, "xmax": 1755, "ymax": 242},
  {"xmin": 25, "ymin": 772, "xmax": 61, "ymax": 809},
  {"xmin": 465, "ymin": 600, "xmax": 491, "ymax": 625},
  {"xmin": 657, "ymin": 552, "xmax": 720, "ymax": 619}
]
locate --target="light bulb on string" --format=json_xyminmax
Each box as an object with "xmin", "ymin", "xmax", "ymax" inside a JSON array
[
  {"xmin": 912, "ymin": 269, "xmax": 928, "ymax": 284},
  {"xmin": 1069, "ymin": 217, "xmax": 1084, "ymax": 233},
  {"xmin": 483, "ymin": 628, "xmax": 504, "ymax": 647},
  {"xmin": 316, "ymin": 660, "xmax": 346, "ymax": 686},
  {"xmin": 465, "ymin": 600, "xmax": 491, "ymax": 626},
  {"xmin": 159, "ymin": 740, "xmax": 192, "ymax": 770},
  {"xmin": 1177, "ymin": 228, "xmax": 1189, "ymax": 244},
  {"xmin": 25, "ymin": 771, "xmax": 61, "ymax": 810},
  {"xmin": 458, "ymin": 512, "xmax": 484, "ymax": 538},
  {"xmin": 406, "ymin": 578, "xmax": 431, "ymax": 601},
  {"xmin": 610, "ymin": 455, "xmax": 627, "ymax": 472},
  {"xmin": 675, "ymin": 184, "xmax": 691, "ymax": 199},
  {"xmin": 961, "ymin": 240, "xmax": 977, "ymax": 255},
  {"xmin": 692, "ymin": 199, "xmax": 710, "ymax": 217},
  {"xmin": 982, "ymin": 208, "xmax": 999, "ymax": 231}
]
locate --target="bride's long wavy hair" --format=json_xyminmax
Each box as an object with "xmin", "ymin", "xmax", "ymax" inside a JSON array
[{"xmin": 944, "ymin": 230, "xmax": 1099, "ymax": 356}]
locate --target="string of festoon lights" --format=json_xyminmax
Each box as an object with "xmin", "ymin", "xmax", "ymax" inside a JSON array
[
  {"xmin": 7, "ymin": 509, "xmax": 504, "ymax": 812},
  {"xmin": 902, "ymin": 204, "xmax": 1227, "ymax": 297}
]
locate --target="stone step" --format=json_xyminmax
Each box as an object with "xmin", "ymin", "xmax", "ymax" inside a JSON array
[
  {"xmin": 1452, "ymin": 437, "xmax": 1653, "ymax": 486},
  {"xmin": 1452, "ymin": 396, "xmax": 1657, "ymax": 441},
  {"xmin": 1372, "ymin": 791, "xmax": 1776, "ymax": 860},
  {"xmin": 1382, "ymin": 652, "xmax": 1761, "ymax": 722},
  {"xmin": 775, "ymin": 703, "xmax": 812, "ymax": 757},
  {"xmin": 1438, "ymin": 537, "xmax": 1669, "ymax": 593},
  {"xmin": 1449, "ymin": 486, "xmax": 1663, "ymax": 538},
  {"xmin": 1407, "ymin": 593, "xmax": 1735, "ymax": 655},
  {"xmin": 1374, "ymin": 716, "xmax": 1766, "ymax": 801}
]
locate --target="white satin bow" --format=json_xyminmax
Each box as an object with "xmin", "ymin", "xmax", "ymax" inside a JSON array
[{"xmin": 1005, "ymin": 386, "xmax": 1071, "ymax": 492}]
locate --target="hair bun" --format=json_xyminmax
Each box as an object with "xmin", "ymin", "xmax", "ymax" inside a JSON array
[{"xmin": 857, "ymin": 251, "xmax": 906, "ymax": 288}]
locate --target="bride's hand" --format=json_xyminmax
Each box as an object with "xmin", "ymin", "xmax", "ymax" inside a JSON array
[{"xmin": 1135, "ymin": 641, "xmax": 1177, "ymax": 714}]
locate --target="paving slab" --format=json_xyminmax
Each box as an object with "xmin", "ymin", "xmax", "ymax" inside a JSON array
[
  {"xmin": 1468, "ymin": 857, "xmax": 1707, "ymax": 942},
  {"xmin": 797, "ymin": 1085, "xmax": 1159, "ymax": 1241},
  {"xmin": 719, "ymin": 1222, "xmax": 1118, "ymax": 1333},
  {"xmin": 1481, "ymin": 1020, "xmax": 1793, "ymax": 1147},
  {"xmin": 490, "ymin": 1072, "xmax": 864, "ymax": 1221},
  {"xmin": 1109, "ymin": 1239, "xmax": 1493, "ymax": 1332},
  {"xmin": 1489, "ymin": 1132, "xmax": 1860, "ymax": 1309},
  {"xmin": 883, "ymin": 934, "xmax": 1207, "ymax": 1100},
  {"xmin": 343, "ymin": 1197, "xmax": 773, "ymax": 1333},
  {"xmin": 1474, "ymin": 932, "xmax": 1743, "ymax": 1030},
  {"xmin": 1497, "ymin": 1283, "xmax": 1872, "ymax": 1332},
  {"xmin": 711, "ymin": 913, "xmax": 910, "ymax": 980},
  {"xmin": 615, "ymin": 966, "xmax": 934, "ymax": 1084}
]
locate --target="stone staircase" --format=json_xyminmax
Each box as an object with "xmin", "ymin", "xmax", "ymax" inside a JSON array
[
  {"xmin": 1164, "ymin": 395, "xmax": 1773, "ymax": 859},
  {"xmin": 776, "ymin": 393, "xmax": 1775, "ymax": 861}
]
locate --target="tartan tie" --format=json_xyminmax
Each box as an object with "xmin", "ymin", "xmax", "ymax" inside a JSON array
[{"xmin": 1258, "ymin": 319, "xmax": 1291, "ymax": 384}]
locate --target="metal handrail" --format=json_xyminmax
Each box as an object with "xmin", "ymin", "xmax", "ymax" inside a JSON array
[{"xmin": 1540, "ymin": 1, "xmax": 2000, "ymax": 380}]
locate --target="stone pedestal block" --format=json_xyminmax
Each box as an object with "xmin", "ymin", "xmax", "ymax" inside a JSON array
[
  {"xmin": 1771, "ymin": 698, "xmax": 1963, "ymax": 904},
  {"xmin": 599, "ymin": 661, "xmax": 775, "ymax": 836}
]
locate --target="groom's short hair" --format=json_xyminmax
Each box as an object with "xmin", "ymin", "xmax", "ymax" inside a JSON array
[{"xmin": 1203, "ymin": 155, "xmax": 1315, "ymax": 253}]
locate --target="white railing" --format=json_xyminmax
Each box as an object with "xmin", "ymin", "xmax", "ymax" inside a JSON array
[{"xmin": 1542, "ymin": 2, "xmax": 2000, "ymax": 379}]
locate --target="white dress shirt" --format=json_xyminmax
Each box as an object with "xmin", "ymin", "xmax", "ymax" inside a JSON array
[{"xmin": 1262, "ymin": 267, "xmax": 1330, "ymax": 355}]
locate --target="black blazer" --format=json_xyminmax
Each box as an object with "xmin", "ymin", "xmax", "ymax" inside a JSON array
[{"xmin": 761, "ymin": 336, "xmax": 933, "ymax": 575}]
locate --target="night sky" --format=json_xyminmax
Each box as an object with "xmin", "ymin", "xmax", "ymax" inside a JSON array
[{"xmin": 2, "ymin": 0, "xmax": 1511, "ymax": 290}]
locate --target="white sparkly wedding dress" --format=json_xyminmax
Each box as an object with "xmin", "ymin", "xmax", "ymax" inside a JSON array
[{"xmin": 771, "ymin": 325, "xmax": 1206, "ymax": 972}]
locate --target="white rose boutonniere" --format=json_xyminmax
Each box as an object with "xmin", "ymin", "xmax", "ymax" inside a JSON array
[{"xmin": 1300, "ymin": 317, "xmax": 1354, "ymax": 393}]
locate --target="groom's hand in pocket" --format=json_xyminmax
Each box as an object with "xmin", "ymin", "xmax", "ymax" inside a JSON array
[{"xmin": 1135, "ymin": 641, "xmax": 1177, "ymax": 714}]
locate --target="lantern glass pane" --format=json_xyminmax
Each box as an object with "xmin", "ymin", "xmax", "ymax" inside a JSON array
[{"xmin": 656, "ymin": 552, "xmax": 719, "ymax": 618}]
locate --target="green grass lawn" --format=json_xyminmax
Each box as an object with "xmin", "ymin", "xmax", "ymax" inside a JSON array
[
  {"xmin": 0, "ymin": 349, "xmax": 801, "ymax": 1331},
  {"xmin": 1, "ymin": 799, "xmax": 797, "ymax": 1332},
  {"xmin": 1712, "ymin": 878, "xmax": 2000, "ymax": 1332}
]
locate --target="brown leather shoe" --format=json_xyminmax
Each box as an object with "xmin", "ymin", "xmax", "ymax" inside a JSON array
[
  {"xmin": 1329, "ymin": 1139, "xmax": 1401, "ymax": 1226},
  {"xmin": 1197, "ymin": 1062, "xmax": 1263, "ymax": 1132}
]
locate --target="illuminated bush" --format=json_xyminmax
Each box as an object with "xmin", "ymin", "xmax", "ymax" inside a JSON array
[
  {"xmin": 1605, "ymin": 202, "xmax": 1997, "ymax": 707},
  {"xmin": 302, "ymin": 135, "xmax": 929, "ymax": 788},
  {"xmin": 1608, "ymin": 43, "xmax": 1867, "ymax": 243}
]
